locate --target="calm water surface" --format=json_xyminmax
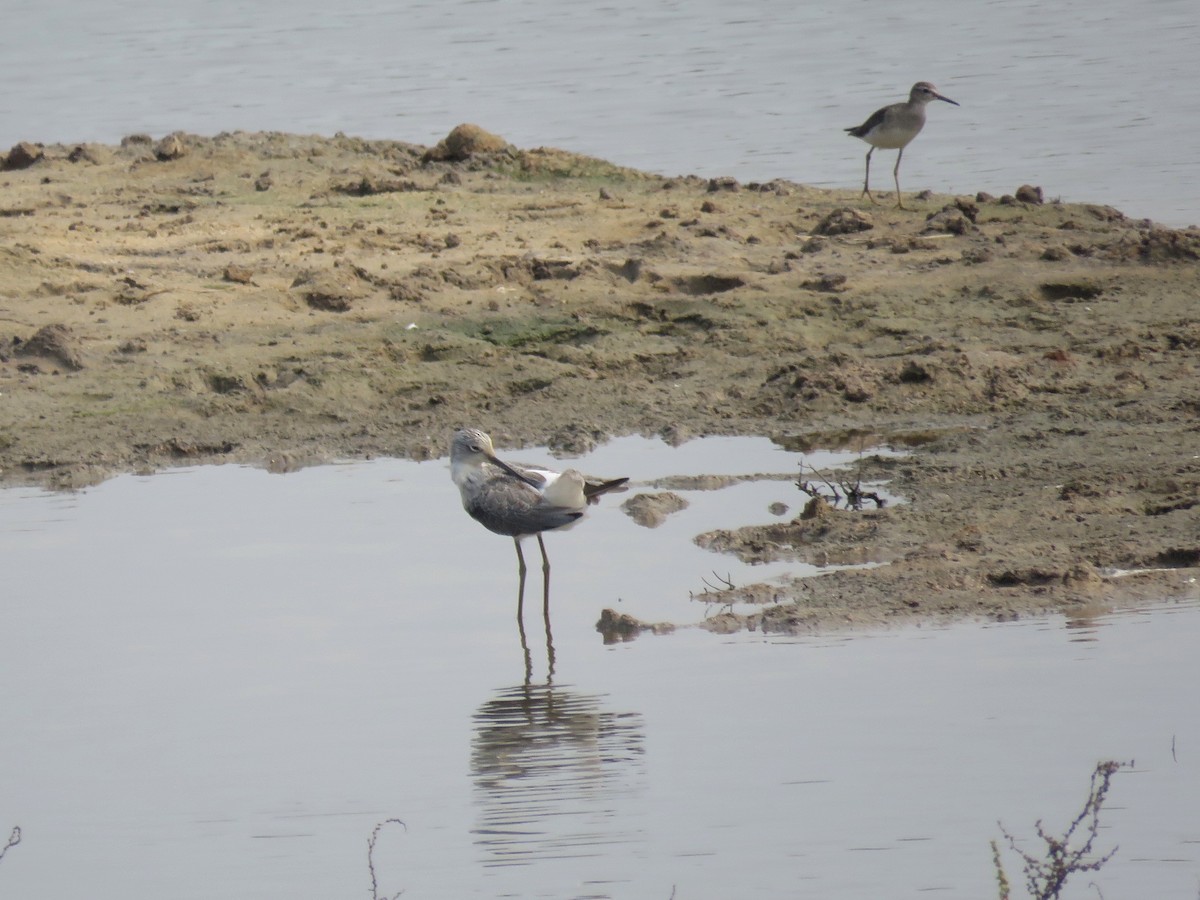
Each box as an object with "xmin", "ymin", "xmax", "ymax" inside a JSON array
[
  {"xmin": 0, "ymin": 0, "xmax": 1197, "ymax": 225},
  {"xmin": 2, "ymin": 436, "xmax": 1198, "ymax": 898}
]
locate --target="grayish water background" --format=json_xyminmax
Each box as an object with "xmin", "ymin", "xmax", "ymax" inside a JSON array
[
  {"xmin": 1, "ymin": 0, "xmax": 1197, "ymax": 225},
  {"xmin": 2, "ymin": 438, "xmax": 1198, "ymax": 898}
]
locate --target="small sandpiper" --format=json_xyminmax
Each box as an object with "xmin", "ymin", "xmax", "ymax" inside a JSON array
[{"xmin": 845, "ymin": 82, "xmax": 959, "ymax": 209}]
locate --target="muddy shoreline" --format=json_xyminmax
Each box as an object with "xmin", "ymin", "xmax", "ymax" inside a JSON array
[{"xmin": 2, "ymin": 128, "xmax": 1197, "ymax": 630}]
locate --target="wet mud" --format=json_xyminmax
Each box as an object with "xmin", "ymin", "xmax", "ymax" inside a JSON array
[{"xmin": 2, "ymin": 127, "xmax": 1198, "ymax": 630}]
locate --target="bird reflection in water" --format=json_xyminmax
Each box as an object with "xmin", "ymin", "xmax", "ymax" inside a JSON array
[
  {"xmin": 470, "ymin": 675, "xmax": 646, "ymax": 872},
  {"xmin": 517, "ymin": 594, "xmax": 556, "ymax": 683}
]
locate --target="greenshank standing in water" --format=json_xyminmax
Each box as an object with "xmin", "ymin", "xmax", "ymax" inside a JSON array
[{"xmin": 450, "ymin": 428, "xmax": 628, "ymax": 618}]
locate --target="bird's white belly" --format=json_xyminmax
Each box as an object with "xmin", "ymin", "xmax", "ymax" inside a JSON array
[{"xmin": 866, "ymin": 124, "xmax": 921, "ymax": 149}]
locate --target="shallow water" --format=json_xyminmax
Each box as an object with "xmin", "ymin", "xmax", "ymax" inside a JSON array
[
  {"xmin": 1, "ymin": 436, "xmax": 1198, "ymax": 898},
  {"xmin": 2, "ymin": 0, "xmax": 1198, "ymax": 225}
]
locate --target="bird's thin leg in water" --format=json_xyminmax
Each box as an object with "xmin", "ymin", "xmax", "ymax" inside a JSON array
[
  {"xmin": 534, "ymin": 534, "xmax": 555, "ymax": 678},
  {"xmin": 544, "ymin": 613, "xmax": 556, "ymax": 681},
  {"xmin": 516, "ymin": 607, "xmax": 532, "ymax": 685},
  {"xmin": 514, "ymin": 537, "xmax": 527, "ymax": 623},
  {"xmin": 537, "ymin": 534, "xmax": 551, "ymax": 620}
]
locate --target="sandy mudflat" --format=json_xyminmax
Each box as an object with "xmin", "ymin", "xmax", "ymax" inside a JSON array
[{"xmin": 1, "ymin": 128, "xmax": 1197, "ymax": 630}]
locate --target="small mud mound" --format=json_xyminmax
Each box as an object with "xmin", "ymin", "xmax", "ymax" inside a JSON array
[
  {"xmin": 290, "ymin": 268, "xmax": 369, "ymax": 312},
  {"xmin": 1138, "ymin": 227, "xmax": 1200, "ymax": 262},
  {"xmin": 668, "ymin": 274, "xmax": 744, "ymax": 295},
  {"xmin": 595, "ymin": 608, "xmax": 674, "ymax": 643},
  {"xmin": 4, "ymin": 141, "xmax": 45, "ymax": 170},
  {"xmin": 813, "ymin": 208, "xmax": 873, "ymax": 235},
  {"xmin": 985, "ymin": 563, "xmax": 1104, "ymax": 592},
  {"xmin": 696, "ymin": 509, "xmax": 888, "ymax": 566},
  {"xmin": 1149, "ymin": 547, "xmax": 1200, "ymax": 569},
  {"xmin": 423, "ymin": 123, "xmax": 510, "ymax": 162},
  {"xmin": 331, "ymin": 175, "xmax": 424, "ymax": 196},
  {"xmin": 15, "ymin": 323, "xmax": 84, "ymax": 370},
  {"xmin": 622, "ymin": 491, "xmax": 689, "ymax": 528},
  {"xmin": 1040, "ymin": 280, "xmax": 1104, "ymax": 301}
]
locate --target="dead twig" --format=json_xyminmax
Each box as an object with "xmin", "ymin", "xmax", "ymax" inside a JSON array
[
  {"xmin": 690, "ymin": 571, "xmax": 737, "ymax": 615},
  {"xmin": 0, "ymin": 826, "xmax": 19, "ymax": 866},
  {"xmin": 795, "ymin": 456, "xmax": 886, "ymax": 511},
  {"xmin": 368, "ymin": 818, "xmax": 407, "ymax": 900},
  {"xmin": 689, "ymin": 570, "xmax": 735, "ymax": 599},
  {"xmin": 700, "ymin": 571, "xmax": 734, "ymax": 593}
]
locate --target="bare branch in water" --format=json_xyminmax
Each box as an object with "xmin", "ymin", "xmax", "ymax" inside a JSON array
[
  {"xmin": 368, "ymin": 818, "xmax": 407, "ymax": 900},
  {"xmin": 690, "ymin": 570, "xmax": 735, "ymax": 601},
  {"xmin": 0, "ymin": 827, "xmax": 20, "ymax": 865},
  {"xmin": 994, "ymin": 760, "xmax": 1131, "ymax": 900},
  {"xmin": 701, "ymin": 571, "xmax": 735, "ymax": 593},
  {"xmin": 795, "ymin": 456, "xmax": 886, "ymax": 511}
]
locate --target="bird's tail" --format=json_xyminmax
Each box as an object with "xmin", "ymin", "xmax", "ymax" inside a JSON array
[{"xmin": 584, "ymin": 476, "xmax": 630, "ymax": 503}]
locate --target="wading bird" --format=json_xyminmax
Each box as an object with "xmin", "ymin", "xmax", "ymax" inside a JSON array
[
  {"xmin": 450, "ymin": 428, "xmax": 628, "ymax": 618},
  {"xmin": 845, "ymin": 81, "xmax": 959, "ymax": 209}
]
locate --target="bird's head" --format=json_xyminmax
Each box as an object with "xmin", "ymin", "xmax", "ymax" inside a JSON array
[
  {"xmin": 450, "ymin": 427, "xmax": 497, "ymax": 464},
  {"xmin": 912, "ymin": 82, "xmax": 959, "ymax": 107}
]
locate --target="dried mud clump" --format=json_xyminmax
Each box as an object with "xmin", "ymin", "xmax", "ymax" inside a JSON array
[
  {"xmin": 622, "ymin": 492, "xmax": 689, "ymax": 528},
  {"xmin": 1014, "ymin": 184, "xmax": 1044, "ymax": 204},
  {"xmin": 3, "ymin": 141, "xmax": 44, "ymax": 170},
  {"xmin": 14, "ymin": 324, "xmax": 84, "ymax": 371},
  {"xmin": 423, "ymin": 123, "xmax": 510, "ymax": 162},
  {"xmin": 154, "ymin": 132, "xmax": 188, "ymax": 161},
  {"xmin": 813, "ymin": 207, "xmax": 873, "ymax": 235},
  {"xmin": 290, "ymin": 269, "xmax": 368, "ymax": 312},
  {"xmin": 596, "ymin": 608, "xmax": 674, "ymax": 643},
  {"xmin": 1137, "ymin": 227, "xmax": 1200, "ymax": 262}
]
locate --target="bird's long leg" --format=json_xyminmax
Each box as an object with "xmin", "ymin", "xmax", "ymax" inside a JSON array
[
  {"xmin": 514, "ymin": 537, "xmax": 527, "ymax": 623},
  {"xmin": 893, "ymin": 148, "xmax": 905, "ymax": 209},
  {"xmin": 537, "ymin": 534, "xmax": 556, "ymax": 679},
  {"xmin": 862, "ymin": 147, "xmax": 877, "ymax": 204},
  {"xmin": 537, "ymin": 534, "xmax": 551, "ymax": 619}
]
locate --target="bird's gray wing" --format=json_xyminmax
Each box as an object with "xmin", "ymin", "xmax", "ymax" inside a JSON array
[
  {"xmin": 846, "ymin": 105, "xmax": 888, "ymax": 138},
  {"xmin": 467, "ymin": 477, "xmax": 582, "ymax": 537}
]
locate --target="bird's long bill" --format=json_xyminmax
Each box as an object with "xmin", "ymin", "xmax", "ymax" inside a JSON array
[
  {"xmin": 487, "ymin": 453, "xmax": 543, "ymax": 489},
  {"xmin": 936, "ymin": 92, "xmax": 960, "ymax": 106}
]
